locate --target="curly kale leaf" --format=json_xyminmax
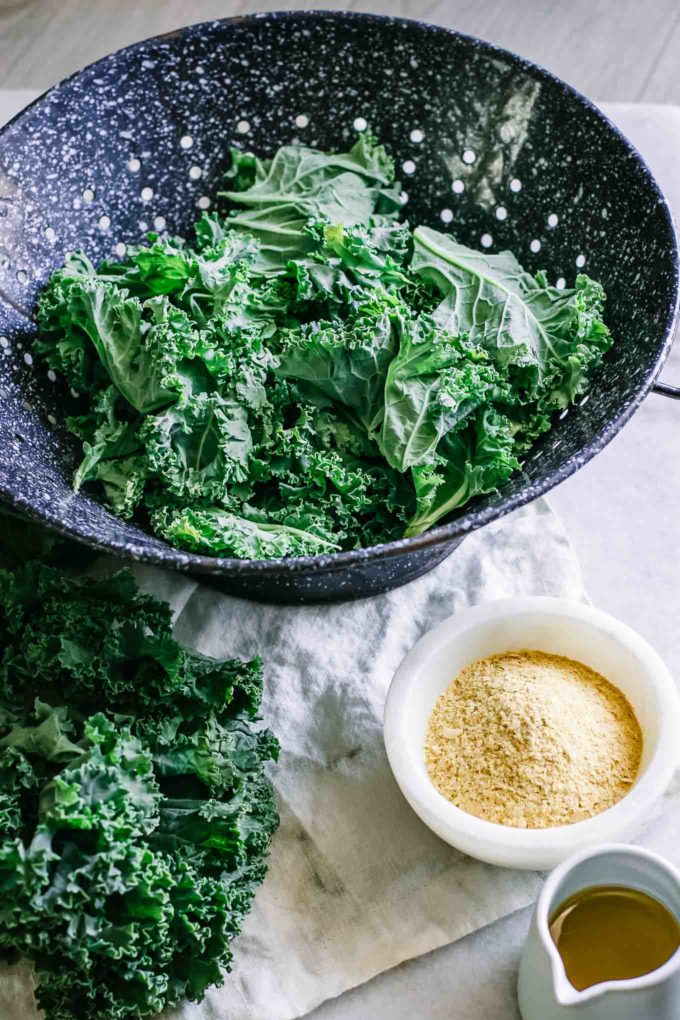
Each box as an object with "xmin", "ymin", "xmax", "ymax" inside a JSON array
[
  {"xmin": 35, "ymin": 252, "xmax": 111, "ymax": 396},
  {"xmin": 142, "ymin": 393, "xmax": 253, "ymax": 501},
  {"xmin": 33, "ymin": 138, "xmax": 612, "ymax": 558},
  {"xmin": 411, "ymin": 226, "xmax": 612, "ymax": 398},
  {"xmin": 380, "ymin": 312, "xmax": 511, "ymax": 471},
  {"xmin": 0, "ymin": 559, "xmax": 279, "ymax": 1020},
  {"xmin": 42, "ymin": 268, "xmax": 174, "ymax": 414},
  {"xmin": 276, "ymin": 301, "xmax": 397, "ymax": 434},
  {"xmin": 96, "ymin": 233, "xmax": 259, "ymax": 324},
  {"xmin": 68, "ymin": 386, "xmax": 146, "ymax": 518},
  {"xmin": 220, "ymin": 136, "xmax": 402, "ymax": 274},
  {"xmin": 0, "ymin": 703, "xmax": 84, "ymax": 765},
  {"xmin": 151, "ymin": 505, "xmax": 339, "ymax": 558},
  {"xmin": 405, "ymin": 407, "xmax": 521, "ymax": 536}
]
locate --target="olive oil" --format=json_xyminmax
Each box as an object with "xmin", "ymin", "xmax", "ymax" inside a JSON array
[{"xmin": 549, "ymin": 885, "xmax": 680, "ymax": 991}]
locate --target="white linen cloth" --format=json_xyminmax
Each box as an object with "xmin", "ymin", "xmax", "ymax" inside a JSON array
[
  {"xmin": 149, "ymin": 498, "xmax": 582, "ymax": 1020},
  {"xmin": 0, "ymin": 499, "xmax": 588, "ymax": 1020}
]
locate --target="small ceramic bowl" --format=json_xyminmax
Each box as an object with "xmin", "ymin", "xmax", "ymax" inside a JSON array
[{"xmin": 383, "ymin": 597, "xmax": 680, "ymax": 869}]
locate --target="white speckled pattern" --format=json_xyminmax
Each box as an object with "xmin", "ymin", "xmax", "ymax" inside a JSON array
[{"xmin": 0, "ymin": 12, "xmax": 677, "ymax": 601}]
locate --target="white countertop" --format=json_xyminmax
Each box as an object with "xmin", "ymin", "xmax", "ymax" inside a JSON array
[{"xmin": 0, "ymin": 93, "xmax": 678, "ymax": 1020}]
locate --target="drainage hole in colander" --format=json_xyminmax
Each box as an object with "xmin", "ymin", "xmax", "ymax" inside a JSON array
[{"xmin": 452, "ymin": 179, "xmax": 465, "ymax": 194}]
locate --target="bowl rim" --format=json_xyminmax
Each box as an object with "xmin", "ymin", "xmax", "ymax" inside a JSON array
[
  {"xmin": 0, "ymin": 9, "xmax": 678, "ymax": 576},
  {"xmin": 383, "ymin": 596, "xmax": 680, "ymax": 862}
]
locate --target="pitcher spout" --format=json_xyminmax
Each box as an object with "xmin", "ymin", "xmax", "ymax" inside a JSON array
[{"xmin": 554, "ymin": 977, "xmax": 584, "ymax": 1008}]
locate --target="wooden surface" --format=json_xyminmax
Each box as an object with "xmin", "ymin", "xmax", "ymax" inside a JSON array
[{"xmin": 1, "ymin": 0, "xmax": 679, "ymax": 103}]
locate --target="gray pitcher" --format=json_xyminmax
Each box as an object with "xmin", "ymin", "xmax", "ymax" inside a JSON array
[{"xmin": 518, "ymin": 844, "xmax": 680, "ymax": 1020}]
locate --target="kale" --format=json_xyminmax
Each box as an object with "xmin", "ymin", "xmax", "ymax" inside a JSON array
[
  {"xmin": 0, "ymin": 556, "xmax": 279, "ymax": 1020},
  {"xmin": 35, "ymin": 135, "xmax": 611, "ymax": 557}
]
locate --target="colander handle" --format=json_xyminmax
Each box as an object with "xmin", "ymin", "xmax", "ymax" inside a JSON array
[{"xmin": 653, "ymin": 381, "xmax": 680, "ymax": 400}]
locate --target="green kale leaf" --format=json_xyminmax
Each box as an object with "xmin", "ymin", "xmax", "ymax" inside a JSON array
[
  {"xmin": 411, "ymin": 226, "xmax": 612, "ymax": 398},
  {"xmin": 0, "ymin": 558, "xmax": 279, "ymax": 1020},
  {"xmin": 151, "ymin": 505, "xmax": 339, "ymax": 558},
  {"xmin": 277, "ymin": 301, "xmax": 397, "ymax": 434},
  {"xmin": 380, "ymin": 312, "xmax": 510, "ymax": 471},
  {"xmin": 34, "ymin": 137, "xmax": 613, "ymax": 559},
  {"xmin": 405, "ymin": 407, "xmax": 521, "ymax": 535},
  {"xmin": 47, "ymin": 270, "xmax": 174, "ymax": 413},
  {"xmin": 220, "ymin": 136, "xmax": 402, "ymax": 274}
]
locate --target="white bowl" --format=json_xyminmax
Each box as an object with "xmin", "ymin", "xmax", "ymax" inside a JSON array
[{"xmin": 383, "ymin": 597, "xmax": 680, "ymax": 870}]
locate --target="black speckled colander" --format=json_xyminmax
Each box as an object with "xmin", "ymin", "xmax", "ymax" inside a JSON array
[{"xmin": 0, "ymin": 11, "xmax": 678, "ymax": 603}]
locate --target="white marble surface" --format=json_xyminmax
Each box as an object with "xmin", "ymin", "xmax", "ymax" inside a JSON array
[{"xmin": 0, "ymin": 94, "xmax": 678, "ymax": 1020}]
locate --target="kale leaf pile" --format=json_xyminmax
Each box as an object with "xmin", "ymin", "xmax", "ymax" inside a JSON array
[
  {"xmin": 36, "ymin": 136, "xmax": 612, "ymax": 558},
  {"xmin": 0, "ymin": 544, "xmax": 279, "ymax": 1020}
]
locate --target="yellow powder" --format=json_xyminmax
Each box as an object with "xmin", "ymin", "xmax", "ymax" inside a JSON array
[{"xmin": 424, "ymin": 650, "xmax": 643, "ymax": 828}]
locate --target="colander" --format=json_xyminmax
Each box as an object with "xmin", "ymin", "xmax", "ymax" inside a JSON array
[{"xmin": 0, "ymin": 11, "xmax": 677, "ymax": 603}]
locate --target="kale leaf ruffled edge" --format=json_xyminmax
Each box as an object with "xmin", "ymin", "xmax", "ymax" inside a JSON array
[{"xmin": 0, "ymin": 548, "xmax": 279, "ymax": 1020}]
